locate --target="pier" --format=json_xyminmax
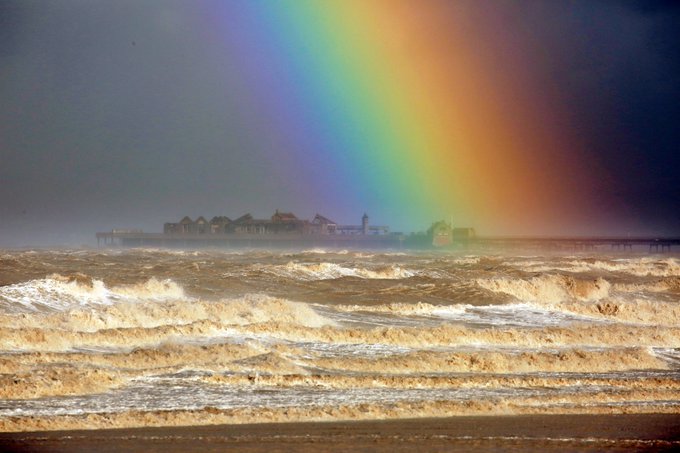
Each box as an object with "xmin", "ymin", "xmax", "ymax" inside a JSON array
[
  {"xmin": 96, "ymin": 231, "xmax": 678, "ymax": 252},
  {"xmin": 96, "ymin": 231, "xmax": 405, "ymax": 249},
  {"xmin": 96, "ymin": 212, "xmax": 678, "ymax": 251},
  {"xmin": 97, "ymin": 211, "xmax": 404, "ymax": 248},
  {"xmin": 463, "ymin": 236, "xmax": 680, "ymax": 253}
]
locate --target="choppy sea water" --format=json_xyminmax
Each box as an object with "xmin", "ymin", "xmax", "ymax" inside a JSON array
[{"xmin": 0, "ymin": 247, "xmax": 679, "ymax": 431}]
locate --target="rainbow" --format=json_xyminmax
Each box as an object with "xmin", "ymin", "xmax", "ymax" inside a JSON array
[{"xmin": 205, "ymin": 1, "xmax": 595, "ymax": 234}]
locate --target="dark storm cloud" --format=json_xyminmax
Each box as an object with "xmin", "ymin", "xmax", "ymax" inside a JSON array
[
  {"xmin": 0, "ymin": 1, "xmax": 678, "ymax": 245},
  {"xmin": 1, "ymin": 1, "xmax": 287, "ymax": 245},
  {"xmin": 512, "ymin": 0, "xmax": 680, "ymax": 233},
  {"xmin": 620, "ymin": 0, "xmax": 680, "ymax": 14},
  {"xmin": 0, "ymin": 1, "xmax": 21, "ymax": 58}
]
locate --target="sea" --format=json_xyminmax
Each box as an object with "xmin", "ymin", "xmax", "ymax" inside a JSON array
[{"xmin": 0, "ymin": 246, "xmax": 679, "ymax": 431}]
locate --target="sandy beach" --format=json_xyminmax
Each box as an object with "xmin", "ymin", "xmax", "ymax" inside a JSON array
[{"xmin": 1, "ymin": 414, "xmax": 679, "ymax": 452}]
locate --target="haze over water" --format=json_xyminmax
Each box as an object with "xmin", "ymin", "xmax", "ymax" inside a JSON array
[{"xmin": 0, "ymin": 246, "xmax": 679, "ymax": 432}]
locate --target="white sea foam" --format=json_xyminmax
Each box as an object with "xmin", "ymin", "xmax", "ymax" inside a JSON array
[
  {"xmin": 477, "ymin": 274, "xmax": 611, "ymax": 303},
  {"xmin": 0, "ymin": 275, "xmax": 186, "ymax": 312},
  {"xmin": 475, "ymin": 274, "xmax": 680, "ymax": 325},
  {"xmin": 448, "ymin": 256, "xmax": 482, "ymax": 265},
  {"xmin": 267, "ymin": 262, "xmax": 416, "ymax": 280},
  {"xmin": 568, "ymin": 258, "xmax": 680, "ymax": 277},
  {"xmin": 287, "ymin": 248, "xmax": 331, "ymax": 255},
  {"xmin": 450, "ymin": 303, "xmax": 603, "ymax": 327},
  {"xmin": 515, "ymin": 257, "xmax": 680, "ymax": 277},
  {"xmin": 333, "ymin": 302, "xmax": 599, "ymax": 328},
  {"xmin": 0, "ymin": 292, "xmax": 337, "ymax": 337}
]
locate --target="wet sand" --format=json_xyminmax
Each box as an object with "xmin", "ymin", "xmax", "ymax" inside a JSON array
[{"xmin": 1, "ymin": 414, "xmax": 679, "ymax": 452}]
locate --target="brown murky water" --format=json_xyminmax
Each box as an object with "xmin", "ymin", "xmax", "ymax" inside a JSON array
[{"xmin": 0, "ymin": 247, "xmax": 679, "ymax": 432}]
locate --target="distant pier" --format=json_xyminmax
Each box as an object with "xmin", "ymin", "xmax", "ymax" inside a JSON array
[
  {"xmin": 97, "ymin": 211, "xmax": 404, "ymax": 249},
  {"xmin": 463, "ymin": 236, "xmax": 679, "ymax": 253},
  {"xmin": 96, "ymin": 211, "xmax": 678, "ymax": 251},
  {"xmin": 96, "ymin": 231, "xmax": 404, "ymax": 249},
  {"xmin": 96, "ymin": 231, "xmax": 678, "ymax": 252}
]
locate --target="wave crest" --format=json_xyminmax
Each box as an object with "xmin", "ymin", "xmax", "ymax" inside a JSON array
[
  {"xmin": 477, "ymin": 274, "xmax": 611, "ymax": 303},
  {"xmin": 0, "ymin": 275, "xmax": 185, "ymax": 312},
  {"xmin": 308, "ymin": 347, "xmax": 666, "ymax": 374},
  {"xmin": 268, "ymin": 262, "xmax": 415, "ymax": 280},
  {"xmin": 572, "ymin": 257, "xmax": 680, "ymax": 277},
  {"xmin": 0, "ymin": 295, "xmax": 336, "ymax": 351},
  {"xmin": 475, "ymin": 274, "xmax": 680, "ymax": 325},
  {"xmin": 520, "ymin": 257, "xmax": 680, "ymax": 277}
]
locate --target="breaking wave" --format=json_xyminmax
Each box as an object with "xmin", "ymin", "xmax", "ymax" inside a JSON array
[
  {"xmin": 232, "ymin": 322, "xmax": 680, "ymax": 349},
  {"xmin": 477, "ymin": 274, "xmax": 611, "ymax": 303},
  {"xmin": 4, "ymin": 306, "xmax": 679, "ymax": 354},
  {"xmin": 0, "ymin": 294, "xmax": 337, "ymax": 351},
  {"xmin": 334, "ymin": 301, "xmax": 459, "ymax": 317},
  {"xmin": 307, "ymin": 347, "xmax": 666, "ymax": 374},
  {"xmin": 569, "ymin": 257, "xmax": 680, "ymax": 277},
  {"xmin": 0, "ymin": 274, "xmax": 185, "ymax": 312},
  {"xmin": 0, "ymin": 366, "xmax": 125, "ymax": 400},
  {"xmin": 0, "ymin": 344, "xmax": 667, "ymax": 401},
  {"xmin": 2, "ymin": 389, "xmax": 679, "ymax": 432},
  {"xmin": 331, "ymin": 301, "xmax": 599, "ymax": 327},
  {"xmin": 476, "ymin": 274, "xmax": 680, "ymax": 325},
  {"xmin": 614, "ymin": 277, "xmax": 680, "ymax": 293},
  {"xmin": 266, "ymin": 262, "xmax": 416, "ymax": 280},
  {"xmin": 519, "ymin": 257, "xmax": 680, "ymax": 277},
  {"xmin": 1, "ymin": 248, "xmax": 679, "ymax": 433}
]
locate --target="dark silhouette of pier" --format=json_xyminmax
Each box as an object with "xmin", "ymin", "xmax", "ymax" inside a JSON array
[
  {"xmin": 465, "ymin": 236, "xmax": 679, "ymax": 253},
  {"xmin": 95, "ymin": 231, "xmax": 404, "ymax": 249},
  {"xmin": 96, "ymin": 231, "xmax": 679, "ymax": 252}
]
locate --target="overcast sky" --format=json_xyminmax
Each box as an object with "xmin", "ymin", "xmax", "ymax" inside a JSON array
[{"xmin": 1, "ymin": 0, "xmax": 679, "ymax": 246}]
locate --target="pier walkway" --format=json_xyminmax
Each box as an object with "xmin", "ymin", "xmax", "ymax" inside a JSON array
[
  {"xmin": 465, "ymin": 236, "xmax": 679, "ymax": 253},
  {"xmin": 96, "ymin": 232, "xmax": 405, "ymax": 249},
  {"xmin": 96, "ymin": 232, "xmax": 679, "ymax": 252}
]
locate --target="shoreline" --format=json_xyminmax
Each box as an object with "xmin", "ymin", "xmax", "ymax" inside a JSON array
[{"xmin": 2, "ymin": 414, "xmax": 679, "ymax": 452}]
